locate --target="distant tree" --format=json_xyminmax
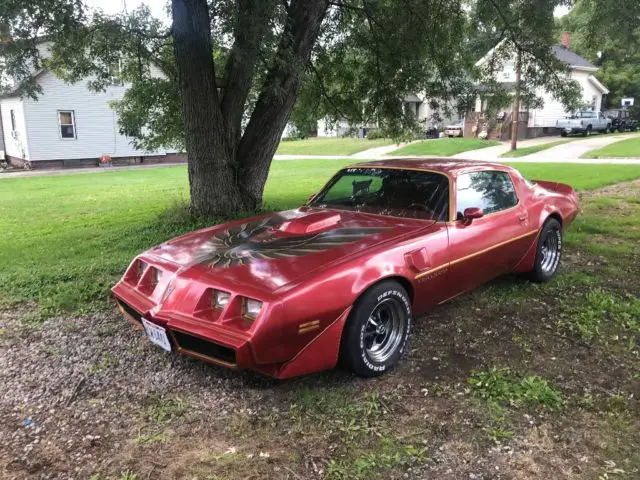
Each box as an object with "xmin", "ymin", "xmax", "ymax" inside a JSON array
[
  {"xmin": 558, "ymin": 0, "xmax": 640, "ymax": 114},
  {"xmin": 1, "ymin": 0, "xmax": 582, "ymax": 217}
]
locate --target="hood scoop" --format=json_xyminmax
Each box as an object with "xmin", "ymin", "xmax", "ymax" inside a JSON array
[{"xmin": 278, "ymin": 211, "xmax": 342, "ymax": 235}]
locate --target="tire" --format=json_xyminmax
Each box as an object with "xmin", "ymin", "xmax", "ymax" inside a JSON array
[
  {"xmin": 529, "ymin": 218, "xmax": 563, "ymax": 283},
  {"xmin": 339, "ymin": 280, "xmax": 412, "ymax": 377},
  {"xmin": 560, "ymin": 131, "xmax": 568, "ymax": 137}
]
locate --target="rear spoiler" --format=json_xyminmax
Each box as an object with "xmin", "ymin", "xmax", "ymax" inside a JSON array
[{"xmin": 533, "ymin": 180, "xmax": 579, "ymax": 206}]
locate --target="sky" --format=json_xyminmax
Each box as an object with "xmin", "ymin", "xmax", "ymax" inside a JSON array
[
  {"xmin": 86, "ymin": 0, "xmax": 170, "ymax": 23},
  {"xmin": 87, "ymin": 0, "xmax": 572, "ymax": 23}
]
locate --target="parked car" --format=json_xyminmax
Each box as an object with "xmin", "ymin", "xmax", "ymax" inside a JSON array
[
  {"xmin": 113, "ymin": 160, "xmax": 579, "ymax": 379},
  {"xmin": 604, "ymin": 109, "xmax": 638, "ymax": 132},
  {"xmin": 444, "ymin": 120, "xmax": 464, "ymax": 137},
  {"xmin": 557, "ymin": 110, "xmax": 611, "ymax": 136}
]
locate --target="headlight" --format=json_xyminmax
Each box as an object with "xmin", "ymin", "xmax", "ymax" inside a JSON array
[
  {"xmin": 243, "ymin": 298, "xmax": 263, "ymax": 320},
  {"xmin": 213, "ymin": 290, "xmax": 231, "ymax": 309},
  {"xmin": 146, "ymin": 267, "xmax": 163, "ymax": 290},
  {"xmin": 137, "ymin": 260, "xmax": 148, "ymax": 278}
]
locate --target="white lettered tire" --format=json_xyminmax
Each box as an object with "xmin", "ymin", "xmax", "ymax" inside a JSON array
[{"xmin": 339, "ymin": 281, "xmax": 412, "ymax": 377}]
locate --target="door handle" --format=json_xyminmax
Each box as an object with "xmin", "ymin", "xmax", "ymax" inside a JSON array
[{"xmin": 518, "ymin": 215, "xmax": 527, "ymax": 222}]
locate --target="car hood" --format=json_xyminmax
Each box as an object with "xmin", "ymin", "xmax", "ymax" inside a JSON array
[{"xmin": 148, "ymin": 207, "xmax": 431, "ymax": 293}]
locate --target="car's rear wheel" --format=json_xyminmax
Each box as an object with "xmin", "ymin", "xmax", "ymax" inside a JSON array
[
  {"xmin": 529, "ymin": 218, "xmax": 563, "ymax": 283},
  {"xmin": 339, "ymin": 281, "xmax": 412, "ymax": 377}
]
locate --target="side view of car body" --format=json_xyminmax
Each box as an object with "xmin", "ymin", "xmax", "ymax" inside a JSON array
[
  {"xmin": 557, "ymin": 110, "xmax": 611, "ymax": 136},
  {"xmin": 112, "ymin": 160, "xmax": 579, "ymax": 379}
]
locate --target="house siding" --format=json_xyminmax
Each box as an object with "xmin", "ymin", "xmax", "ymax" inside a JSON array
[
  {"xmin": 22, "ymin": 65, "xmax": 166, "ymax": 162},
  {"xmin": 0, "ymin": 98, "xmax": 29, "ymax": 159}
]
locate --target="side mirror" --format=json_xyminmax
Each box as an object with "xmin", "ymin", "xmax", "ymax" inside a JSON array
[
  {"xmin": 308, "ymin": 193, "xmax": 316, "ymax": 202},
  {"xmin": 463, "ymin": 207, "xmax": 484, "ymax": 224}
]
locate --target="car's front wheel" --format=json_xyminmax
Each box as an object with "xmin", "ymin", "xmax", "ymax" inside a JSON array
[
  {"xmin": 340, "ymin": 281, "xmax": 412, "ymax": 377},
  {"xmin": 529, "ymin": 217, "xmax": 563, "ymax": 283}
]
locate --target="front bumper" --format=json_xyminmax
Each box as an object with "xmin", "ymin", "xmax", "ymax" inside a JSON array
[{"xmin": 113, "ymin": 292, "xmax": 350, "ymax": 379}]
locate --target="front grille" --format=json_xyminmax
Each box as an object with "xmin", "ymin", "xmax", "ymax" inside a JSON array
[
  {"xmin": 172, "ymin": 330, "xmax": 237, "ymax": 365},
  {"xmin": 117, "ymin": 299, "xmax": 143, "ymax": 324}
]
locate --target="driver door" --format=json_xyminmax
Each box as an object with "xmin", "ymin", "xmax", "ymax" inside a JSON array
[{"xmin": 446, "ymin": 170, "xmax": 531, "ymax": 296}]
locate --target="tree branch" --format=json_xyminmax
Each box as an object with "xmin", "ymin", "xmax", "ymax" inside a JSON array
[
  {"xmin": 220, "ymin": 0, "xmax": 275, "ymax": 152},
  {"xmin": 236, "ymin": 0, "xmax": 330, "ymax": 201}
]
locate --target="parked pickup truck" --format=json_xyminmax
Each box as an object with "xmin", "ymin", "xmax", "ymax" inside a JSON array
[
  {"xmin": 604, "ymin": 109, "xmax": 639, "ymax": 132},
  {"xmin": 557, "ymin": 111, "xmax": 611, "ymax": 136}
]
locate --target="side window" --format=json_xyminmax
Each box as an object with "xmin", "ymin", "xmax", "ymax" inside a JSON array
[{"xmin": 456, "ymin": 171, "xmax": 519, "ymax": 219}]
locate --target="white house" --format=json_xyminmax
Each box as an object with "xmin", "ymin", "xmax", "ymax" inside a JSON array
[
  {"xmin": 315, "ymin": 94, "xmax": 458, "ymax": 137},
  {"xmin": 0, "ymin": 55, "xmax": 181, "ymax": 169},
  {"xmin": 475, "ymin": 41, "xmax": 609, "ymax": 136}
]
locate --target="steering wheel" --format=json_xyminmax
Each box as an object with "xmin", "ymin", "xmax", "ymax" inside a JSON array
[{"xmin": 408, "ymin": 203, "xmax": 435, "ymax": 218}]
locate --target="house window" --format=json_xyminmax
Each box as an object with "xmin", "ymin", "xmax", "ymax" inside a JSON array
[
  {"xmin": 108, "ymin": 60, "xmax": 124, "ymax": 86},
  {"xmin": 10, "ymin": 109, "xmax": 16, "ymax": 131},
  {"xmin": 58, "ymin": 111, "xmax": 76, "ymax": 139}
]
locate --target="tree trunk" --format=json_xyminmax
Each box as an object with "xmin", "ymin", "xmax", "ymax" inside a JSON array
[
  {"xmin": 172, "ymin": 0, "xmax": 248, "ymax": 217},
  {"xmin": 510, "ymin": 49, "xmax": 522, "ymax": 151},
  {"xmin": 237, "ymin": 0, "xmax": 330, "ymax": 207},
  {"xmin": 172, "ymin": 0, "xmax": 329, "ymax": 217}
]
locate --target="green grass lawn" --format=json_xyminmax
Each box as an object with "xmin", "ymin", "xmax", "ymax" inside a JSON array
[
  {"xmin": 389, "ymin": 137, "xmax": 501, "ymax": 156},
  {"xmin": 582, "ymin": 136, "xmax": 640, "ymax": 158},
  {"xmin": 2, "ymin": 161, "xmax": 640, "ymax": 317},
  {"xmin": 276, "ymin": 137, "xmax": 394, "ymax": 155},
  {"xmin": 500, "ymin": 140, "xmax": 572, "ymax": 158}
]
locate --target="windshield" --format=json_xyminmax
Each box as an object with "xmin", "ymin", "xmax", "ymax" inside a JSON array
[{"xmin": 309, "ymin": 167, "xmax": 450, "ymax": 221}]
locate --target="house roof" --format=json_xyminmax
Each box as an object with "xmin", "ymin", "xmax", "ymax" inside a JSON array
[
  {"xmin": 588, "ymin": 75, "xmax": 610, "ymax": 94},
  {"xmin": 476, "ymin": 40, "xmax": 599, "ymax": 72},
  {"xmin": 404, "ymin": 93, "xmax": 422, "ymax": 103},
  {"xmin": 551, "ymin": 45, "xmax": 596, "ymax": 70}
]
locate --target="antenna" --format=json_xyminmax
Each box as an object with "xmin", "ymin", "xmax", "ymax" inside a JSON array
[{"xmin": 122, "ymin": 0, "xmax": 127, "ymax": 13}]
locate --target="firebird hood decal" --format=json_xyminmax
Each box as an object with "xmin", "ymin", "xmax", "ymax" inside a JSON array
[{"xmin": 191, "ymin": 217, "xmax": 387, "ymax": 268}]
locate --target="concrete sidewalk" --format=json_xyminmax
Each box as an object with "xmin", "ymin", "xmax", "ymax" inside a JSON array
[{"xmin": 518, "ymin": 133, "xmax": 640, "ymax": 162}]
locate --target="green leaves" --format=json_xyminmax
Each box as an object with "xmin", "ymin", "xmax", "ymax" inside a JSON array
[{"xmin": 468, "ymin": 367, "xmax": 565, "ymax": 411}]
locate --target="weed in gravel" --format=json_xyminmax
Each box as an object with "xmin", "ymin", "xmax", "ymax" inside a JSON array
[
  {"xmin": 135, "ymin": 432, "xmax": 169, "ymax": 444},
  {"xmin": 467, "ymin": 367, "xmax": 564, "ymax": 411},
  {"xmin": 325, "ymin": 437, "xmax": 428, "ymax": 480},
  {"xmin": 482, "ymin": 401, "xmax": 514, "ymax": 442},
  {"xmin": 89, "ymin": 351, "xmax": 120, "ymax": 373},
  {"xmin": 558, "ymin": 289, "xmax": 640, "ymax": 342},
  {"xmin": 144, "ymin": 395, "xmax": 190, "ymax": 424},
  {"xmin": 119, "ymin": 472, "xmax": 138, "ymax": 480},
  {"xmin": 289, "ymin": 389, "xmax": 384, "ymax": 443}
]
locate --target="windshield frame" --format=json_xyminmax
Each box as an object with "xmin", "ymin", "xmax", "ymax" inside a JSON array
[{"xmin": 308, "ymin": 166, "xmax": 453, "ymax": 222}]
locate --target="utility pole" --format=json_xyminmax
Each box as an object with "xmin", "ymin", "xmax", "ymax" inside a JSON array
[{"xmin": 510, "ymin": 49, "xmax": 522, "ymax": 151}]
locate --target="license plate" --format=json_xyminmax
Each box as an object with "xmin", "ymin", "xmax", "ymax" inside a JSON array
[{"xmin": 141, "ymin": 318, "xmax": 172, "ymax": 352}]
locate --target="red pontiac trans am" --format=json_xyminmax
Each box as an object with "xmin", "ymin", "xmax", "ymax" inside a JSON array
[{"xmin": 112, "ymin": 160, "xmax": 579, "ymax": 379}]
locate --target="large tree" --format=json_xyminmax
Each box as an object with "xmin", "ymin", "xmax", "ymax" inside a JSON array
[
  {"xmin": 558, "ymin": 0, "xmax": 640, "ymax": 114},
  {"xmin": 1, "ymin": 0, "xmax": 579, "ymax": 217}
]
